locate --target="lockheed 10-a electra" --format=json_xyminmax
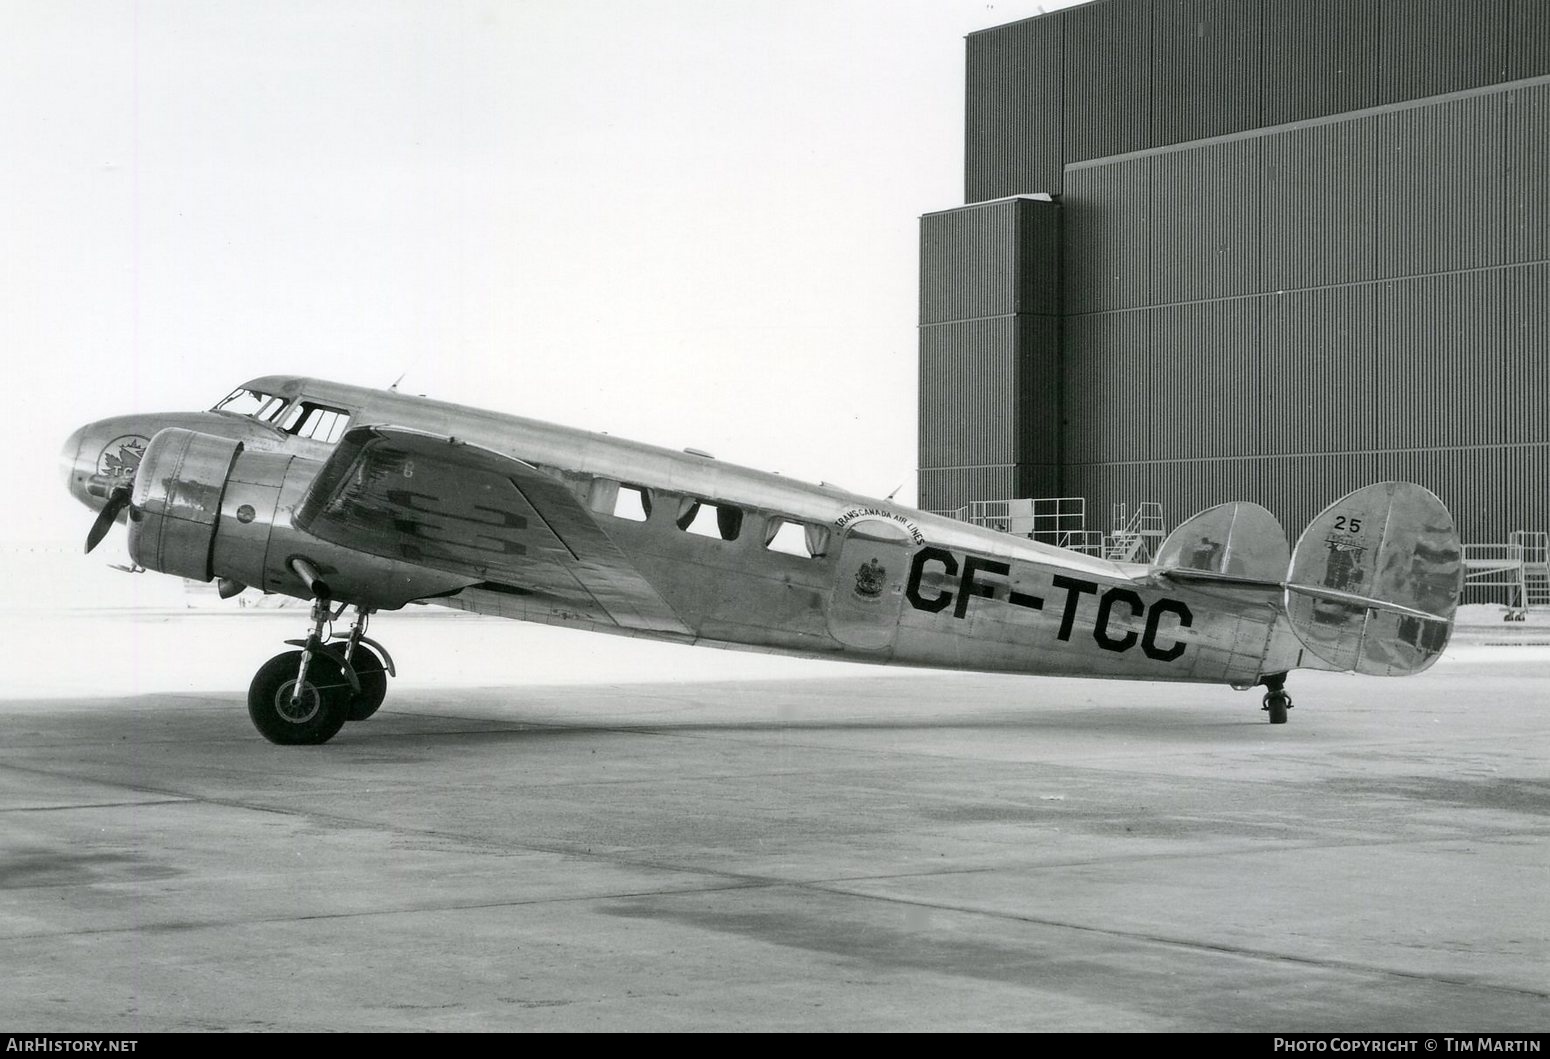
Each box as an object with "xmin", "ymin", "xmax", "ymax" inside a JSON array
[{"xmin": 61, "ymin": 376, "xmax": 1464, "ymax": 744}]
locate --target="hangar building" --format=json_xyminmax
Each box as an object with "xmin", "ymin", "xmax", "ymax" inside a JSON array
[{"xmin": 918, "ymin": 0, "xmax": 1550, "ymax": 552}]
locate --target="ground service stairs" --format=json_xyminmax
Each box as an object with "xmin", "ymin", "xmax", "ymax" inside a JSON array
[{"xmin": 1103, "ymin": 503, "xmax": 1167, "ymax": 564}]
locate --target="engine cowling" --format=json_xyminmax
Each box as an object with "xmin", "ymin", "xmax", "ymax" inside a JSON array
[
  {"xmin": 128, "ymin": 427, "xmax": 474, "ymax": 607},
  {"xmin": 128, "ymin": 428, "xmax": 242, "ymax": 582}
]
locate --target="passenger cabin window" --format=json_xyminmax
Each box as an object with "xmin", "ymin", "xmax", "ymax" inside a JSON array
[
  {"xmin": 213, "ymin": 388, "xmax": 288, "ymax": 423},
  {"xmin": 281, "ymin": 401, "xmax": 352, "ymax": 444},
  {"xmin": 611, "ymin": 484, "xmax": 652, "ymax": 522},
  {"xmin": 587, "ymin": 480, "xmax": 654, "ymax": 523},
  {"xmin": 764, "ymin": 518, "xmax": 829, "ymax": 559},
  {"xmin": 676, "ymin": 498, "xmax": 743, "ymax": 541}
]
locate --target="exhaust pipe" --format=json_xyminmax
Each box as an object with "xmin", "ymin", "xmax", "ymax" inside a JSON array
[{"xmin": 288, "ymin": 557, "xmax": 331, "ymax": 601}]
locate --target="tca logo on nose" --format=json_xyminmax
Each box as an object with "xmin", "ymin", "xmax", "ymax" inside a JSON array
[{"xmin": 97, "ymin": 435, "xmax": 149, "ymax": 480}]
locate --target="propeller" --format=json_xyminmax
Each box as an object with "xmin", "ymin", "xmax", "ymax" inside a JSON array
[{"xmin": 84, "ymin": 486, "xmax": 132, "ymax": 554}]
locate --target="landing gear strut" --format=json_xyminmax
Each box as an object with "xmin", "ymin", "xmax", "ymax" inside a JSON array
[
  {"xmin": 248, "ymin": 595, "xmax": 356, "ymax": 744},
  {"xmin": 1260, "ymin": 672, "xmax": 1292, "ymax": 725},
  {"xmin": 246, "ymin": 571, "xmax": 396, "ymax": 744},
  {"xmin": 327, "ymin": 607, "xmax": 395, "ymax": 722}
]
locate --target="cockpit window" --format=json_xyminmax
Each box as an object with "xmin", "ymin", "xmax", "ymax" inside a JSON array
[
  {"xmin": 281, "ymin": 401, "xmax": 352, "ymax": 444},
  {"xmin": 213, "ymin": 388, "xmax": 289, "ymax": 422}
]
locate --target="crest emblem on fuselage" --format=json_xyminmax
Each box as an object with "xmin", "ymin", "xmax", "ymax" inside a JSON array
[
  {"xmin": 854, "ymin": 558, "xmax": 887, "ymax": 600},
  {"xmin": 97, "ymin": 435, "xmax": 148, "ymax": 481}
]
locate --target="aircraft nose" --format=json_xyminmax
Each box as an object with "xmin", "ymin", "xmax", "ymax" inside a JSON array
[
  {"xmin": 61, "ymin": 424, "xmax": 89, "ymax": 499},
  {"xmin": 62, "ymin": 421, "xmax": 153, "ymax": 511}
]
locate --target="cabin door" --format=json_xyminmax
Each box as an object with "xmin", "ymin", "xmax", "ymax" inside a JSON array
[{"xmin": 827, "ymin": 518, "xmax": 912, "ymax": 650}]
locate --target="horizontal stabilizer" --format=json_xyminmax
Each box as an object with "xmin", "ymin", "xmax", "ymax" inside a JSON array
[
  {"xmin": 1159, "ymin": 568, "xmax": 1282, "ymax": 589},
  {"xmin": 1283, "ymin": 583, "xmax": 1447, "ymax": 623},
  {"xmin": 1285, "ymin": 482, "xmax": 1463, "ymax": 676},
  {"xmin": 1160, "ymin": 562, "xmax": 1447, "ymax": 622}
]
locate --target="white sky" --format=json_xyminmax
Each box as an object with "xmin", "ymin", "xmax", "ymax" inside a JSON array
[{"xmin": 4, "ymin": 0, "xmax": 1089, "ymax": 547}]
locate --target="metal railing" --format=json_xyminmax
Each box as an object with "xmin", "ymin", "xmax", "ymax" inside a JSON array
[
  {"xmin": 1105, "ymin": 502, "xmax": 1168, "ymax": 563},
  {"xmin": 1463, "ymin": 531, "xmax": 1550, "ymax": 617},
  {"xmin": 926, "ymin": 495, "xmax": 1160, "ymax": 560}
]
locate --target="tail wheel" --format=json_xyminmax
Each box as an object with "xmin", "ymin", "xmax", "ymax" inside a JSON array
[
  {"xmin": 1262, "ymin": 690, "xmax": 1291, "ymax": 725},
  {"xmin": 248, "ymin": 650, "xmax": 351, "ymax": 745},
  {"xmin": 325, "ymin": 643, "xmax": 389, "ymax": 721}
]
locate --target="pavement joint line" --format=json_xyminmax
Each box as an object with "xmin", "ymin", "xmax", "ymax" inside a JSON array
[
  {"xmin": 10, "ymin": 751, "xmax": 1548, "ymax": 860},
  {"xmin": 748, "ymin": 826, "xmax": 1550, "ymax": 878},
  {"xmin": 0, "ymin": 798, "xmax": 194, "ymax": 813},
  {"xmin": 6, "ymin": 755, "xmax": 1549, "ymax": 881},
  {"xmin": 12, "ymin": 853, "xmax": 1543, "ymax": 1005},
  {"xmin": 6, "ymin": 748, "xmax": 1549, "ymax": 927},
  {"xmin": 3, "ymin": 700, "xmax": 1535, "ymax": 763},
  {"xmin": 788, "ymin": 882, "xmax": 1550, "ymax": 1003},
  {"xmin": 352, "ymin": 708, "xmax": 1550, "ymax": 777},
  {"xmin": 0, "ymin": 879, "xmax": 773, "ymax": 942},
  {"xmin": 5, "ymin": 757, "xmax": 1549, "ymax": 1007},
  {"xmin": 0, "ymin": 758, "xmax": 828, "ymax": 895},
  {"xmin": 0, "ymin": 754, "xmax": 882, "ymax": 796}
]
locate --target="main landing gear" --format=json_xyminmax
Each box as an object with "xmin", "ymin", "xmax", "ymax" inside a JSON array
[
  {"xmin": 1260, "ymin": 672, "xmax": 1293, "ymax": 725},
  {"xmin": 247, "ymin": 587, "xmax": 396, "ymax": 745}
]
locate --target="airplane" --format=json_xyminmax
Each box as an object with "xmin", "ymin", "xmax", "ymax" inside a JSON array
[{"xmin": 61, "ymin": 375, "xmax": 1465, "ymax": 745}]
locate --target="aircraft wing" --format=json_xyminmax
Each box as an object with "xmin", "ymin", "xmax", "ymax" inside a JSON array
[{"xmin": 293, "ymin": 426, "xmax": 691, "ymax": 634}]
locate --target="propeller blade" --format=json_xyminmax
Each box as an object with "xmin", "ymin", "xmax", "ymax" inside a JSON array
[{"xmin": 85, "ymin": 487, "xmax": 131, "ymax": 554}]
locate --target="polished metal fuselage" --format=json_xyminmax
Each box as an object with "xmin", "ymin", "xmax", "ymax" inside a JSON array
[{"xmin": 63, "ymin": 376, "xmax": 1312, "ymax": 687}]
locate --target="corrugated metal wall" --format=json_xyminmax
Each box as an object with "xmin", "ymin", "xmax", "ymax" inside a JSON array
[
  {"xmin": 937, "ymin": 2, "xmax": 1550, "ymax": 545},
  {"xmin": 964, "ymin": 0, "xmax": 1550, "ymax": 202},
  {"xmin": 1059, "ymin": 448, "xmax": 1550, "ymax": 554},
  {"xmin": 1504, "ymin": 262, "xmax": 1550, "ymax": 445},
  {"xmin": 1061, "ymin": 307, "xmax": 1150, "ymax": 466},
  {"xmin": 1061, "ymin": 157, "xmax": 1151, "ymax": 313},
  {"xmin": 918, "ymin": 318, "xmax": 1020, "ymax": 471},
  {"xmin": 1061, "ymin": 0, "xmax": 1153, "ymax": 165},
  {"xmin": 1506, "ymin": 81, "xmax": 1550, "ymax": 265},
  {"xmin": 1262, "ymin": 0, "xmax": 1380, "ymax": 125},
  {"xmin": 1148, "ymin": 136, "xmax": 1263, "ymax": 303},
  {"xmin": 1150, "ymin": 0, "xmax": 1263, "ymax": 145},
  {"xmin": 1148, "ymin": 299, "xmax": 1260, "ymax": 461},
  {"xmin": 919, "ymin": 199, "xmax": 1062, "ymax": 513},
  {"xmin": 1376, "ymin": 0, "xmax": 1509, "ymax": 105},
  {"xmin": 1260, "ymin": 116, "xmax": 1378, "ymax": 288},
  {"xmin": 1055, "ymin": 76, "xmax": 1550, "ymax": 545},
  {"xmin": 1258, "ymin": 286, "xmax": 1379, "ymax": 456},
  {"xmin": 965, "ymin": 16, "xmax": 1064, "ymax": 204},
  {"xmin": 1507, "ymin": 0, "xmax": 1550, "ymax": 79},
  {"xmin": 1374, "ymin": 93, "xmax": 1505, "ymax": 277},
  {"xmin": 920, "ymin": 199, "xmax": 1021, "ymax": 324},
  {"xmin": 1373, "ymin": 272, "xmax": 1509, "ymax": 450}
]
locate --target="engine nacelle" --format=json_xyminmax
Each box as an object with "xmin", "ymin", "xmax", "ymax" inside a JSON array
[
  {"xmin": 129, "ymin": 427, "xmax": 475, "ymax": 608},
  {"xmin": 128, "ymin": 428, "xmax": 242, "ymax": 582}
]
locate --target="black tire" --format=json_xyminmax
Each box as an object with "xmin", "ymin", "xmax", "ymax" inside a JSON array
[
  {"xmin": 247, "ymin": 650, "xmax": 351, "ymax": 745},
  {"xmin": 1264, "ymin": 692, "xmax": 1289, "ymax": 725},
  {"xmin": 325, "ymin": 643, "xmax": 389, "ymax": 722}
]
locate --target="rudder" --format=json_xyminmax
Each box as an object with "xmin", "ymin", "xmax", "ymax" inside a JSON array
[{"xmin": 1286, "ymin": 482, "xmax": 1463, "ymax": 676}]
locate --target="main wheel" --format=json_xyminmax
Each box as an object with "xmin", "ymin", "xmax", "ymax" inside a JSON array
[
  {"xmin": 1263, "ymin": 691, "xmax": 1289, "ymax": 725},
  {"xmin": 325, "ymin": 642, "xmax": 389, "ymax": 721},
  {"xmin": 248, "ymin": 650, "xmax": 351, "ymax": 745}
]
